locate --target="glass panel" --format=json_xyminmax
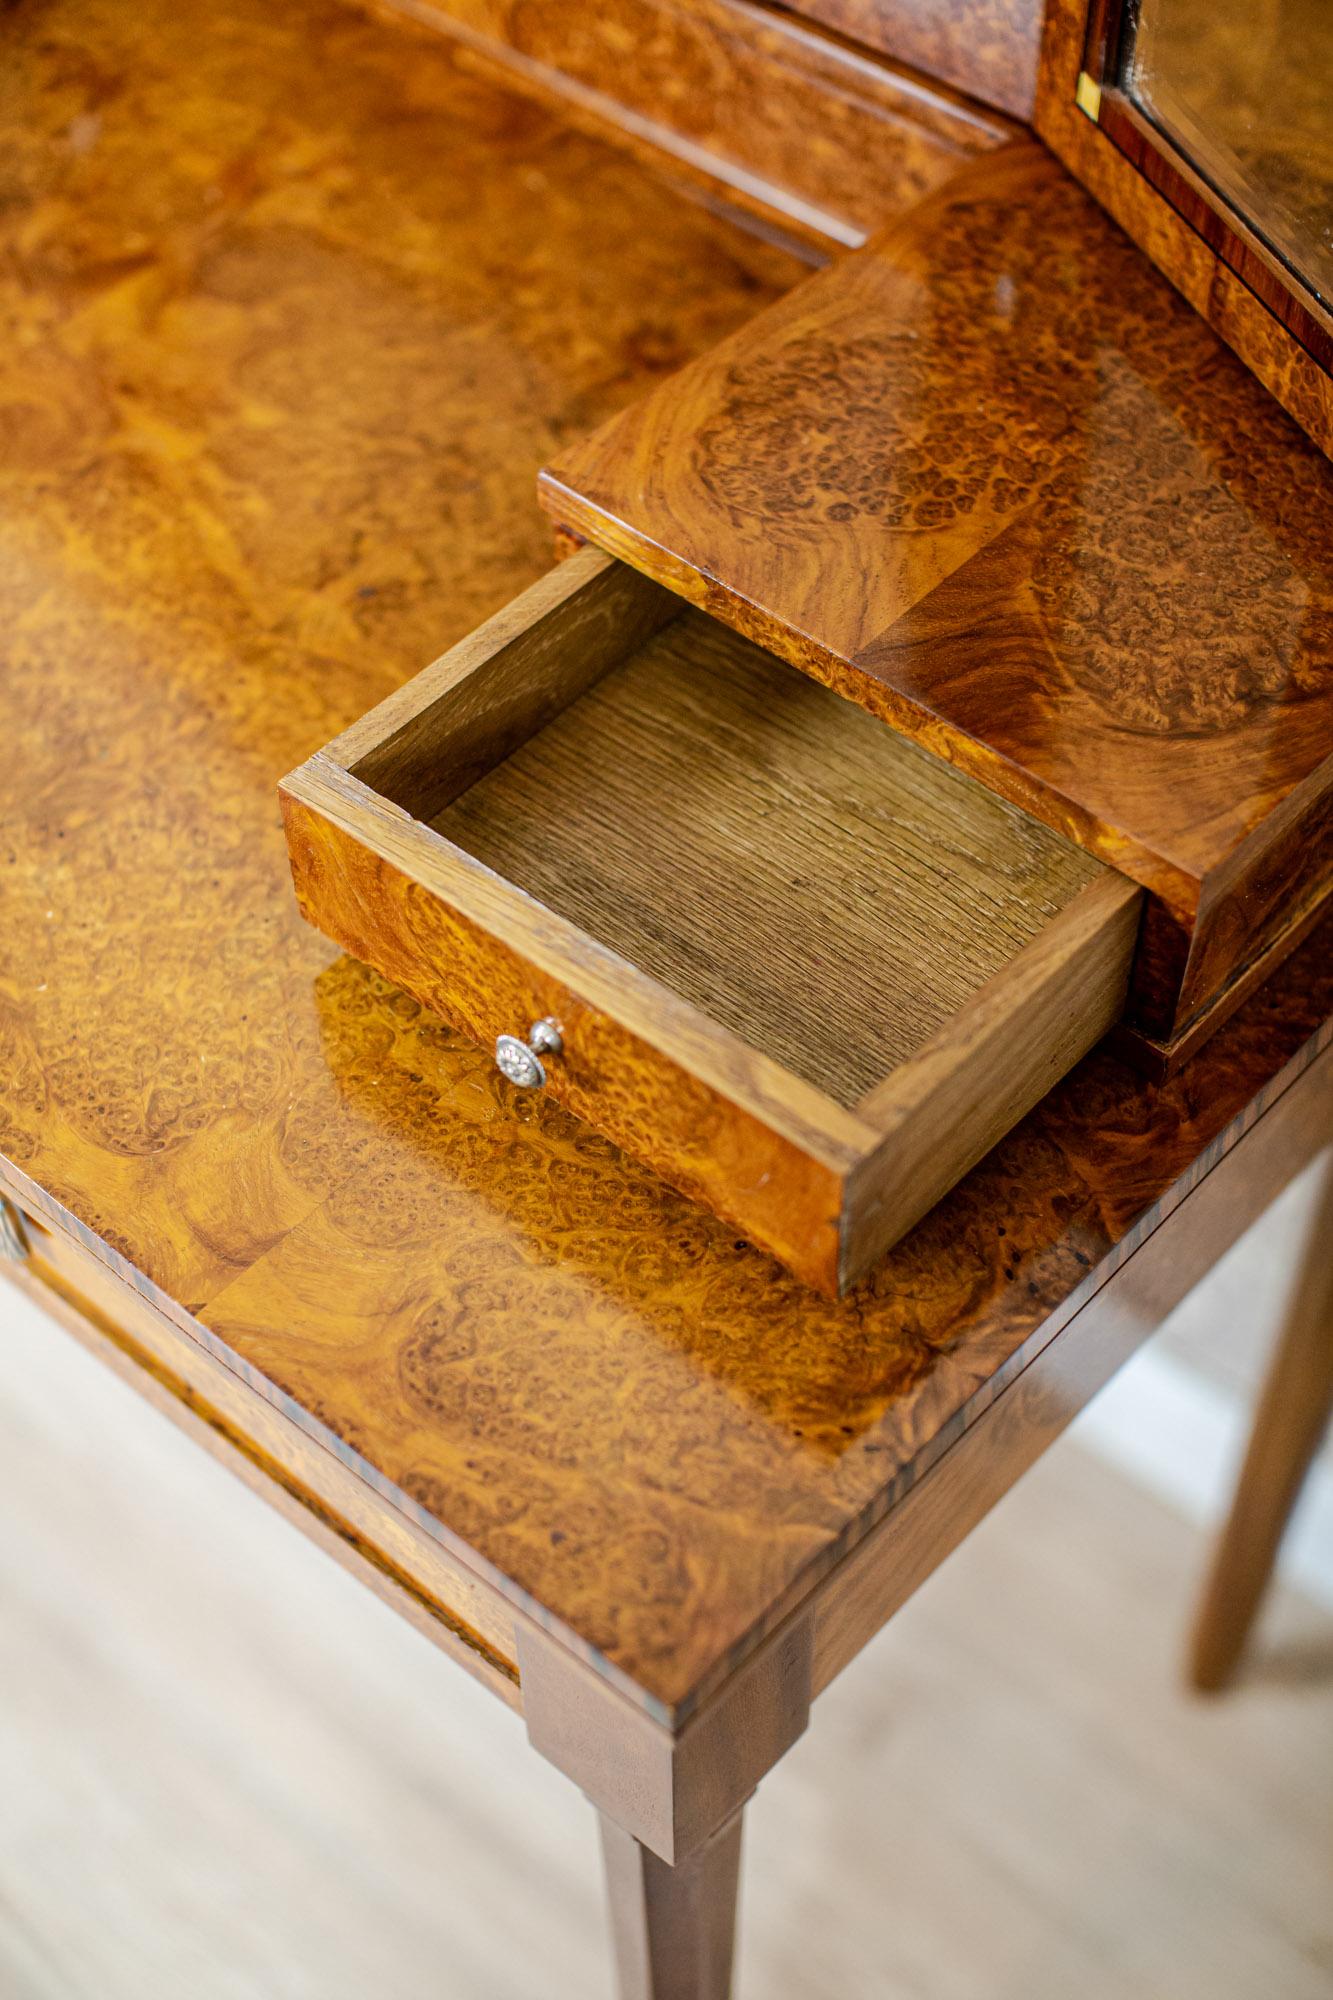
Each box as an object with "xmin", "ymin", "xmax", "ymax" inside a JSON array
[{"xmin": 1119, "ymin": 0, "xmax": 1333, "ymax": 308}]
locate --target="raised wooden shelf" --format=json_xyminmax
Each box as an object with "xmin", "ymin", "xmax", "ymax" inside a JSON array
[
  {"xmin": 282, "ymin": 549, "xmax": 1139, "ymax": 1292},
  {"xmin": 367, "ymin": 0, "xmax": 1017, "ymax": 254},
  {"xmin": 541, "ymin": 140, "xmax": 1333, "ymax": 1063},
  {"xmin": 787, "ymin": 0, "xmax": 1043, "ymax": 122}
]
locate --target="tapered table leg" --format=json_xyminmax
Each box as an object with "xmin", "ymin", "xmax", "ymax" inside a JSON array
[
  {"xmin": 599, "ymin": 1809, "xmax": 743, "ymax": 2000},
  {"xmin": 1189, "ymin": 1152, "xmax": 1333, "ymax": 1692}
]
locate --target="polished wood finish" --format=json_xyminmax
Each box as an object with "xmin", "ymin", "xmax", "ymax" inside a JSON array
[
  {"xmin": 1034, "ymin": 0, "xmax": 1333, "ymax": 454},
  {"xmin": 3, "ymin": 0, "xmax": 1331, "ymax": 1712},
  {"xmin": 3, "ymin": 8, "xmax": 1332, "ymax": 1993},
  {"xmin": 788, "ymin": 0, "xmax": 1043, "ymax": 120},
  {"xmin": 1188, "ymin": 1151, "xmax": 1333, "ymax": 1693},
  {"xmin": 519, "ymin": 1615, "xmax": 810, "ymax": 1862},
  {"xmin": 813, "ymin": 1038, "xmax": 1333, "ymax": 1699},
  {"xmin": 7, "ymin": 987, "xmax": 1329, "ymax": 1737},
  {"xmin": 1075, "ymin": 0, "xmax": 1333, "ymax": 371},
  {"xmin": 283, "ymin": 753, "xmax": 860, "ymax": 1293},
  {"xmin": 542, "ymin": 141, "xmax": 1333, "ymax": 1056},
  {"xmin": 8, "ymin": 1012, "xmax": 1327, "ymax": 1758},
  {"xmin": 192, "ymin": 930, "xmax": 1333, "ymax": 1724},
  {"xmin": 11, "ymin": 1272, "xmax": 1333, "ymax": 2000},
  {"xmin": 0, "ymin": 0, "xmax": 804, "ymax": 1313},
  {"xmin": 284, "ymin": 549, "xmax": 1138, "ymax": 1291},
  {"xmin": 4, "ymin": 1190, "xmax": 523, "ymax": 1695},
  {"xmin": 362, "ymin": 0, "xmax": 1015, "ymax": 254},
  {"xmin": 429, "ymin": 596, "xmax": 1112, "ymax": 1106},
  {"xmin": 600, "ymin": 1811, "xmax": 743, "ymax": 2000},
  {"xmin": 0, "ymin": 1207, "xmax": 522, "ymax": 1706},
  {"xmin": 1, "ymin": 0, "xmax": 1326, "ymax": 1704}
]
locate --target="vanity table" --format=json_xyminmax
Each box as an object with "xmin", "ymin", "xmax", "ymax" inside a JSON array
[{"xmin": 1, "ymin": 0, "xmax": 1328, "ymax": 1994}]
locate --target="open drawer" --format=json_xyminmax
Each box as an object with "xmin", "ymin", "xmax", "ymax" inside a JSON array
[{"xmin": 281, "ymin": 549, "xmax": 1142, "ymax": 1295}]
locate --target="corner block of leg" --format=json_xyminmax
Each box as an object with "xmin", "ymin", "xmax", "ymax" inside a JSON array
[{"xmin": 516, "ymin": 1615, "xmax": 812, "ymax": 1863}]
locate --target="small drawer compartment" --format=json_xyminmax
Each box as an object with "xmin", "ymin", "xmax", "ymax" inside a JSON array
[{"xmin": 281, "ymin": 549, "xmax": 1141, "ymax": 1294}]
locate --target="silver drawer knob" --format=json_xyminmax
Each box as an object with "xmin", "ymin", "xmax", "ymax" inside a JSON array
[{"xmin": 494, "ymin": 1017, "xmax": 563, "ymax": 1090}]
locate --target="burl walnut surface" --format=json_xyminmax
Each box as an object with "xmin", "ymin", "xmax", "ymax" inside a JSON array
[
  {"xmin": 544, "ymin": 142, "xmax": 1333, "ymax": 1047},
  {"xmin": 789, "ymin": 0, "xmax": 1043, "ymax": 121},
  {"xmin": 1, "ymin": 0, "xmax": 1330, "ymax": 1720},
  {"xmin": 360, "ymin": 0, "xmax": 1017, "ymax": 253},
  {"xmin": 0, "ymin": 0, "xmax": 801, "ymax": 1311}
]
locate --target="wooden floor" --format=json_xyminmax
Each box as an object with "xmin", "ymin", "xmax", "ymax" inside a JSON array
[{"xmin": 2, "ymin": 1182, "xmax": 1329, "ymax": 2000}]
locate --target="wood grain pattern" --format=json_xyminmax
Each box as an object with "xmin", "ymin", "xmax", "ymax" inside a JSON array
[
  {"xmin": 1033, "ymin": 0, "xmax": 1333, "ymax": 454},
  {"xmin": 6, "ymin": 1191, "xmax": 523, "ymax": 1686},
  {"xmin": 282, "ymin": 758, "xmax": 862, "ymax": 1294},
  {"xmin": 8, "ymin": 1257, "xmax": 1333, "ymax": 2000},
  {"xmin": 0, "ymin": 0, "xmax": 804, "ymax": 1314},
  {"xmin": 339, "ymin": 547, "xmax": 679, "ymax": 818},
  {"xmin": 786, "ymin": 0, "xmax": 1043, "ymax": 120},
  {"xmin": 9, "ymin": 963, "xmax": 1330, "ymax": 1744},
  {"xmin": 842, "ymin": 870, "xmax": 1140, "ymax": 1284},
  {"xmin": 518, "ymin": 1615, "xmax": 810, "ymax": 1862},
  {"xmin": 542, "ymin": 140, "xmax": 1333, "ymax": 1050},
  {"xmin": 430, "ymin": 603, "xmax": 1107, "ymax": 1105},
  {"xmin": 197, "ymin": 927, "xmax": 1333, "ymax": 1718},
  {"xmin": 600, "ymin": 1811, "xmax": 743, "ymax": 1999},
  {"xmin": 3, "ymin": 0, "xmax": 1332, "ymax": 1758},
  {"xmin": 813, "ymin": 1037, "xmax": 1333, "ymax": 1698},
  {"xmin": 1, "ymin": 1227, "xmax": 522, "ymax": 1706},
  {"xmin": 286, "ymin": 554, "xmax": 1136, "ymax": 1290},
  {"xmin": 360, "ymin": 0, "xmax": 1016, "ymax": 253}
]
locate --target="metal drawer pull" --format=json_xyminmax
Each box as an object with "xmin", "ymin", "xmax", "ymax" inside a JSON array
[{"xmin": 495, "ymin": 1017, "xmax": 563, "ymax": 1090}]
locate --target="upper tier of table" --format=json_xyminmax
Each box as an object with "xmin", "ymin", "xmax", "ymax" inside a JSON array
[
  {"xmin": 543, "ymin": 141, "xmax": 1333, "ymax": 923},
  {"xmin": 2, "ymin": 0, "xmax": 1330, "ymax": 1720}
]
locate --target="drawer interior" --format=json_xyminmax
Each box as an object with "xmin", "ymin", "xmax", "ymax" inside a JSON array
[
  {"xmin": 430, "ymin": 610, "xmax": 1103, "ymax": 1111},
  {"xmin": 287, "ymin": 548, "xmax": 1141, "ymax": 1293}
]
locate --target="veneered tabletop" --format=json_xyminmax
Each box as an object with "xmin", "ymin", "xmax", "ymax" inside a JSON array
[{"xmin": 2, "ymin": 0, "xmax": 1330, "ymax": 1734}]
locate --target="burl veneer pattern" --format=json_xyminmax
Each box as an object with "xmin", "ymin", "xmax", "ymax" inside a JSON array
[
  {"xmin": 199, "ymin": 923, "xmax": 1333, "ymax": 1716},
  {"xmin": 362, "ymin": 0, "xmax": 1015, "ymax": 253},
  {"xmin": 4, "ymin": 0, "xmax": 1332, "ymax": 1734},
  {"xmin": 542, "ymin": 141, "xmax": 1333, "ymax": 1047},
  {"xmin": 0, "ymin": 0, "xmax": 802, "ymax": 1311},
  {"xmin": 789, "ymin": 0, "xmax": 1043, "ymax": 121}
]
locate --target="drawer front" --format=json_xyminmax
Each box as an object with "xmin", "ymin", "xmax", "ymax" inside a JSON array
[{"xmin": 282, "ymin": 771, "xmax": 859, "ymax": 1293}]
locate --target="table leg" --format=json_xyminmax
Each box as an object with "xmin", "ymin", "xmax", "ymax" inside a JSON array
[
  {"xmin": 1188, "ymin": 1152, "xmax": 1333, "ymax": 1691},
  {"xmin": 599, "ymin": 1808, "xmax": 743, "ymax": 2000}
]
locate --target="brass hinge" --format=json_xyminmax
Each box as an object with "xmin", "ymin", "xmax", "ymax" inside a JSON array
[{"xmin": 1075, "ymin": 71, "xmax": 1103, "ymax": 122}]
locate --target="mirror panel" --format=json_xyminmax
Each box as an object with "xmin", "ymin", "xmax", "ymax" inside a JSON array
[{"xmin": 1118, "ymin": 0, "xmax": 1332, "ymax": 307}]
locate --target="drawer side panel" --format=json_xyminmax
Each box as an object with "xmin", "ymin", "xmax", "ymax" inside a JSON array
[{"xmin": 843, "ymin": 871, "xmax": 1143, "ymax": 1287}]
